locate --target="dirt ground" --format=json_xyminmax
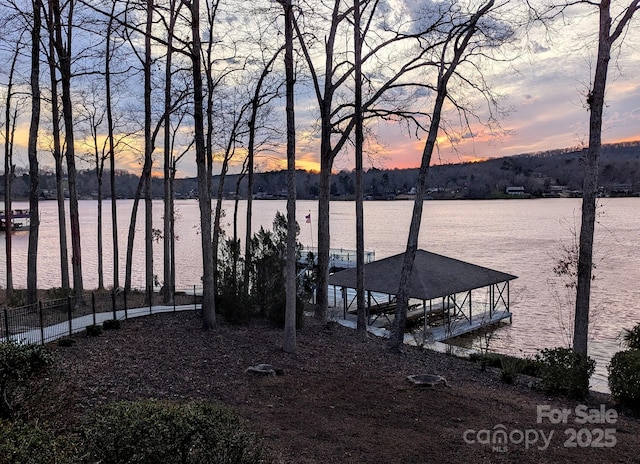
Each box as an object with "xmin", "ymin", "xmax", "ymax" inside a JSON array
[{"xmin": 47, "ymin": 310, "xmax": 640, "ymax": 464}]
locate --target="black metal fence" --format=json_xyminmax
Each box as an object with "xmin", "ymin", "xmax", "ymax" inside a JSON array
[{"xmin": 0, "ymin": 286, "xmax": 203, "ymax": 345}]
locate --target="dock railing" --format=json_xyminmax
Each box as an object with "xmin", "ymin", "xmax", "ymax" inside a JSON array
[{"xmin": 301, "ymin": 247, "xmax": 375, "ymax": 269}]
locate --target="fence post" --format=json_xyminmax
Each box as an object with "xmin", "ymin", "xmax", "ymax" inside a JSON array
[
  {"xmin": 67, "ymin": 296, "xmax": 73, "ymax": 336},
  {"xmin": 148, "ymin": 286, "xmax": 152, "ymax": 315},
  {"xmin": 92, "ymin": 292, "xmax": 96, "ymax": 326},
  {"xmin": 173, "ymin": 285, "xmax": 176, "ymax": 312},
  {"xmin": 3, "ymin": 307, "xmax": 9, "ymax": 342},
  {"xmin": 39, "ymin": 301, "xmax": 45, "ymax": 345},
  {"xmin": 193, "ymin": 285, "xmax": 197, "ymax": 310},
  {"xmin": 111, "ymin": 290, "xmax": 116, "ymax": 320},
  {"xmin": 124, "ymin": 289, "xmax": 128, "ymax": 319}
]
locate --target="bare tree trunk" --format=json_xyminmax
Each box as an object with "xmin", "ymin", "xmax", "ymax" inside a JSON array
[
  {"xmin": 281, "ymin": 0, "xmax": 297, "ymax": 353},
  {"xmin": 105, "ymin": 4, "xmax": 119, "ymax": 290},
  {"xmin": 52, "ymin": 0, "xmax": 83, "ymax": 295},
  {"xmin": 315, "ymin": 153, "xmax": 331, "ymax": 321},
  {"xmin": 243, "ymin": 148, "xmax": 254, "ymax": 291},
  {"xmin": 354, "ymin": 0, "xmax": 366, "ymax": 335},
  {"xmin": 192, "ymin": 0, "xmax": 216, "ymax": 329},
  {"xmin": 140, "ymin": 0, "xmax": 155, "ymax": 303},
  {"xmin": 27, "ymin": 0, "xmax": 42, "ymax": 305},
  {"xmin": 3, "ymin": 41, "xmax": 20, "ymax": 299},
  {"xmin": 3, "ymin": 110, "xmax": 16, "ymax": 299},
  {"xmin": 573, "ymin": 0, "xmax": 639, "ymax": 354},
  {"xmin": 97, "ymin": 175, "xmax": 104, "ymax": 289},
  {"xmin": 45, "ymin": 0, "xmax": 70, "ymax": 291},
  {"xmin": 169, "ymin": 168, "xmax": 176, "ymax": 293},
  {"xmin": 389, "ymin": 0, "xmax": 496, "ymax": 350},
  {"xmin": 293, "ymin": 1, "xmax": 347, "ymax": 324},
  {"xmin": 162, "ymin": 0, "xmax": 178, "ymax": 304},
  {"xmin": 125, "ymin": 175, "xmax": 144, "ymax": 291}
]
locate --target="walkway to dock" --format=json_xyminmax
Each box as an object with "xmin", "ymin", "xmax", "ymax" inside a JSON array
[{"xmin": 9, "ymin": 303, "xmax": 200, "ymax": 345}]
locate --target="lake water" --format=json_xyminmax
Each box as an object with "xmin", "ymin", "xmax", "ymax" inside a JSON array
[{"xmin": 2, "ymin": 197, "xmax": 638, "ymax": 389}]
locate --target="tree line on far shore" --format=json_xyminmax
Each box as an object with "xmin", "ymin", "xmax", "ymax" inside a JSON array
[{"xmin": 2, "ymin": 140, "xmax": 639, "ymax": 202}]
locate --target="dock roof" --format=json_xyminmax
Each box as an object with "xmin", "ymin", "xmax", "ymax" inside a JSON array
[{"xmin": 327, "ymin": 249, "xmax": 517, "ymax": 301}]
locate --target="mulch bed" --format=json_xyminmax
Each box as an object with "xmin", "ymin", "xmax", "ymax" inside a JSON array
[{"xmin": 46, "ymin": 311, "xmax": 640, "ymax": 463}]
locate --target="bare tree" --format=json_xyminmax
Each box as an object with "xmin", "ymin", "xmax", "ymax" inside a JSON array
[
  {"xmin": 79, "ymin": 88, "xmax": 109, "ymax": 290},
  {"xmin": 189, "ymin": 0, "xmax": 216, "ymax": 329},
  {"xmin": 2, "ymin": 34, "xmax": 24, "ymax": 299},
  {"xmin": 389, "ymin": 0, "xmax": 514, "ymax": 350},
  {"xmin": 243, "ymin": 47, "xmax": 284, "ymax": 291},
  {"xmin": 352, "ymin": 0, "xmax": 365, "ymax": 335},
  {"xmin": 293, "ymin": 1, "xmax": 352, "ymax": 322},
  {"xmin": 78, "ymin": 85, "xmax": 135, "ymax": 290},
  {"xmin": 142, "ymin": 0, "xmax": 155, "ymax": 302},
  {"xmin": 105, "ymin": 0, "xmax": 121, "ymax": 291},
  {"xmin": 27, "ymin": 0, "xmax": 42, "ymax": 305},
  {"xmin": 573, "ymin": 0, "xmax": 639, "ymax": 354},
  {"xmin": 118, "ymin": 0, "xmax": 165, "ymax": 293},
  {"xmin": 161, "ymin": 0, "xmax": 183, "ymax": 304},
  {"xmin": 294, "ymin": 0, "xmax": 451, "ymax": 323},
  {"xmin": 211, "ymin": 94, "xmax": 250, "ymax": 279},
  {"xmin": 44, "ymin": 0, "xmax": 70, "ymax": 290},
  {"xmin": 48, "ymin": 0, "xmax": 84, "ymax": 296},
  {"xmin": 280, "ymin": 0, "xmax": 297, "ymax": 353}
]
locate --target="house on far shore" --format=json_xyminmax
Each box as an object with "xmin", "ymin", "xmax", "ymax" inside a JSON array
[{"xmin": 505, "ymin": 186, "xmax": 525, "ymax": 196}]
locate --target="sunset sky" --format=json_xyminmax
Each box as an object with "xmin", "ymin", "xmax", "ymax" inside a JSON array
[
  {"xmin": 4, "ymin": 1, "xmax": 639, "ymax": 178},
  {"xmin": 291, "ymin": 9, "xmax": 640, "ymax": 174}
]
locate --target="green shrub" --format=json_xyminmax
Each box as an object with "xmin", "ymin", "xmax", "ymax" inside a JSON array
[
  {"xmin": 217, "ymin": 292, "xmax": 253, "ymax": 325},
  {"xmin": 535, "ymin": 347, "xmax": 595, "ymax": 399},
  {"xmin": 0, "ymin": 341, "xmax": 54, "ymax": 419},
  {"xmin": 469, "ymin": 352, "xmax": 540, "ymax": 379},
  {"xmin": 608, "ymin": 350, "xmax": 640, "ymax": 409},
  {"xmin": 85, "ymin": 325, "xmax": 103, "ymax": 337},
  {"xmin": 469, "ymin": 352, "xmax": 503, "ymax": 370},
  {"xmin": 83, "ymin": 400, "xmax": 268, "ymax": 464},
  {"xmin": 57, "ymin": 338, "xmax": 76, "ymax": 347},
  {"xmin": 622, "ymin": 323, "xmax": 640, "ymax": 350},
  {"xmin": 500, "ymin": 357, "xmax": 524, "ymax": 384},
  {"xmin": 102, "ymin": 319, "xmax": 121, "ymax": 330},
  {"xmin": 245, "ymin": 214, "xmax": 306, "ymax": 328},
  {"xmin": 6, "ymin": 290, "xmax": 26, "ymax": 308},
  {"xmin": 46, "ymin": 287, "xmax": 74, "ymax": 300},
  {"xmin": 0, "ymin": 420, "xmax": 79, "ymax": 464}
]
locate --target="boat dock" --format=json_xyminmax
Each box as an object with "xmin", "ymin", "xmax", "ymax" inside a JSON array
[
  {"xmin": 331, "ymin": 287, "xmax": 512, "ymax": 342},
  {"xmin": 0, "ymin": 209, "xmax": 30, "ymax": 231},
  {"xmin": 327, "ymin": 250, "xmax": 517, "ymax": 344}
]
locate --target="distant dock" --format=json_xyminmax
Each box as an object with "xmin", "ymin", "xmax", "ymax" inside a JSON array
[{"xmin": 300, "ymin": 247, "xmax": 375, "ymax": 271}]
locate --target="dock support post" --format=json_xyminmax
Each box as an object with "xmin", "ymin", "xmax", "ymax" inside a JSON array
[
  {"xmin": 422, "ymin": 300, "xmax": 427, "ymax": 344},
  {"xmin": 342, "ymin": 287, "xmax": 347, "ymax": 319},
  {"xmin": 489, "ymin": 285, "xmax": 493, "ymax": 318}
]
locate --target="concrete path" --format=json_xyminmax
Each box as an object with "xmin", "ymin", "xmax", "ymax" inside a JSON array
[{"xmin": 10, "ymin": 303, "xmax": 201, "ymax": 345}]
